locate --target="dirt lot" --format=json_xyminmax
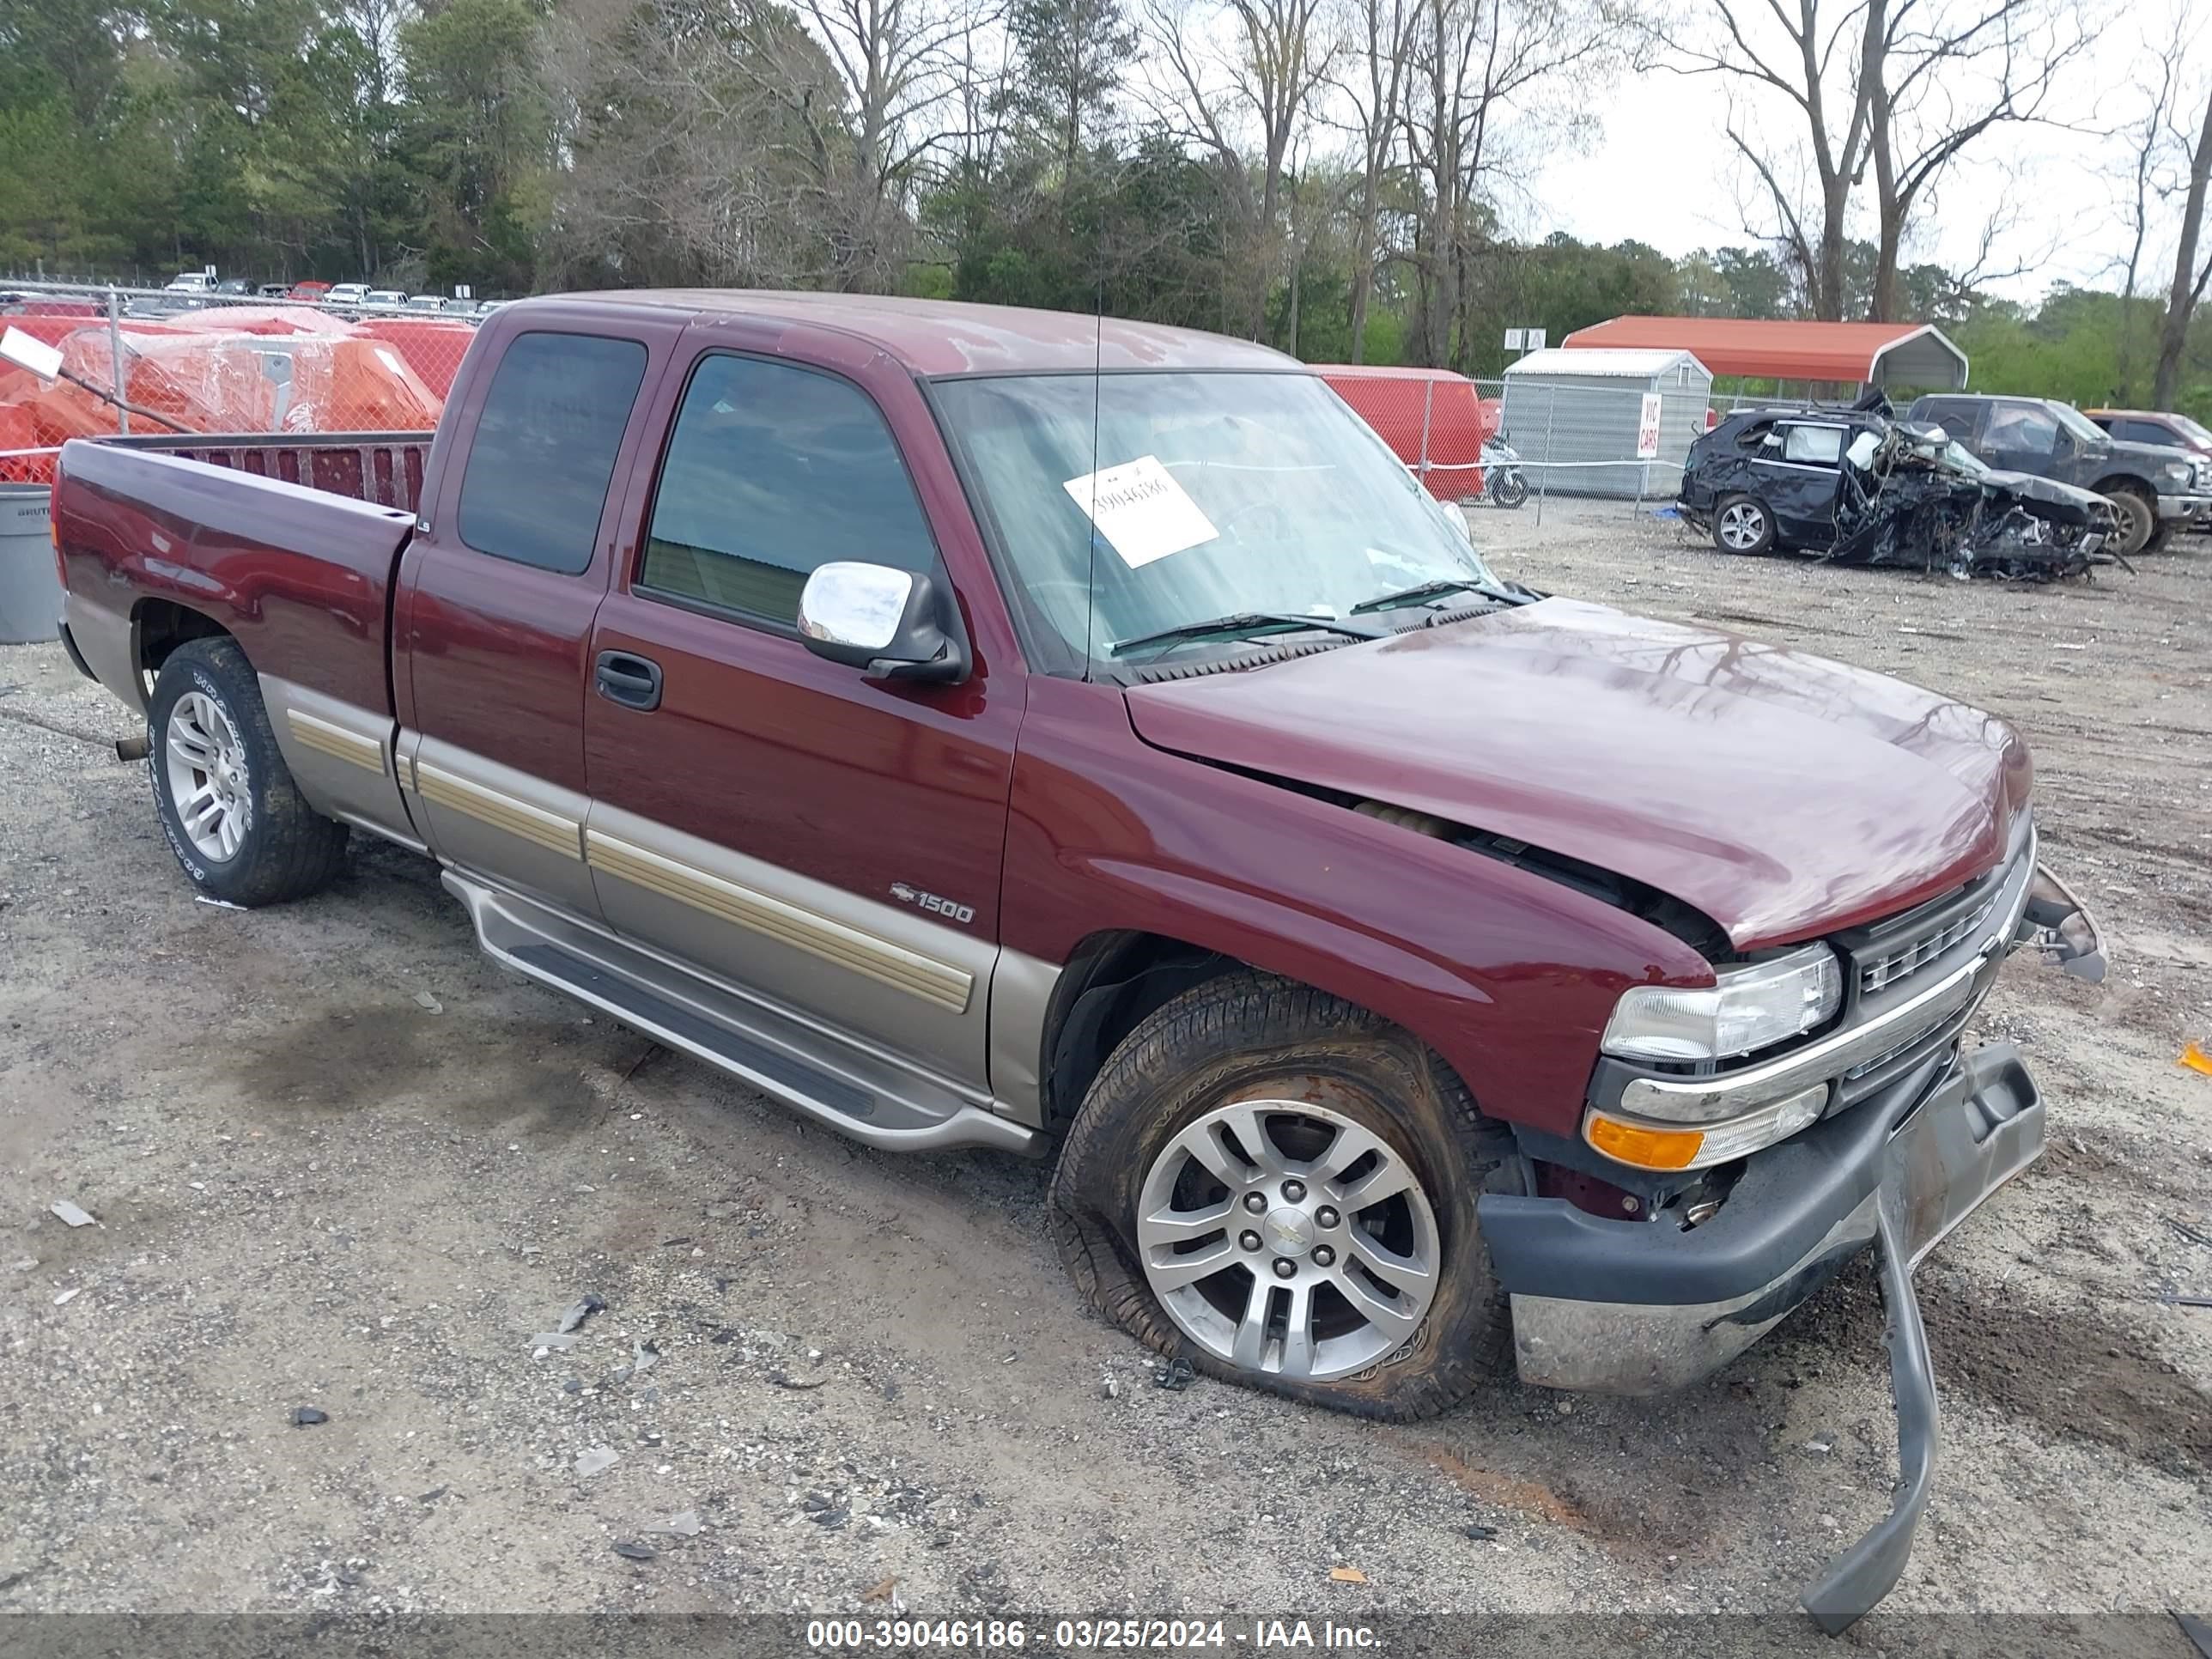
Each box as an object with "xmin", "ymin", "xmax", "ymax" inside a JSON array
[{"xmin": 2, "ymin": 498, "xmax": 2208, "ymax": 1642}]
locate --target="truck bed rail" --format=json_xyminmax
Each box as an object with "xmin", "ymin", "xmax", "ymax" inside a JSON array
[{"xmin": 104, "ymin": 430, "xmax": 434, "ymax": 514}]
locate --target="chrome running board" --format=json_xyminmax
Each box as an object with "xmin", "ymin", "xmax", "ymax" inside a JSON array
[{"xmin": 442, "ymin": 870, "xmax": 1037, "ymax": 1156}]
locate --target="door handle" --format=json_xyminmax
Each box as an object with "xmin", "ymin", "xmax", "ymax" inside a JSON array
[{"xmin": 594, "ymin": 650, "xmax": 663, "ymax": 712}]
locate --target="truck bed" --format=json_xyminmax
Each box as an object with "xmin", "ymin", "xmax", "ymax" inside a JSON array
[{"xmin": 55, "ymin": 434, "xmax": 423, "ymax": 715}]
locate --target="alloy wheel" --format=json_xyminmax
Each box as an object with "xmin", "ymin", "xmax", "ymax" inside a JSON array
[
  {"xmin": 1135, "ymin": 1097, "xmax": 1441, "ymax": 1382},
  {"xmin": 164, "ymin": 690, "xmax": 249, "ymax": 860}
]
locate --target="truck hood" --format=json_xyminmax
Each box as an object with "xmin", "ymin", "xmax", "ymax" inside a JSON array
[
  {"xmin": 1980, "ymin": 467, "xmax": 2106, "ymax": 522},
  {"xmin": 1122, "ymin": 599, "xmax": 2031, "ymax": 950}
]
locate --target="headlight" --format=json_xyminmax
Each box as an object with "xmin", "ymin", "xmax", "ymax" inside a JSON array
[
  {"xmin": 2164, "ymin": 460, "xmax": 2193, "ymax": 487},
  {"xmin": 1601, "ymin": 945, "xmax": 1842, "ymax": 1069}
]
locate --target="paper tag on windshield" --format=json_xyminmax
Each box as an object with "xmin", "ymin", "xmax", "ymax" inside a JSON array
[{"xmin": 1062, "ymin": 455, "xmax": 1218, "ymax": 568}]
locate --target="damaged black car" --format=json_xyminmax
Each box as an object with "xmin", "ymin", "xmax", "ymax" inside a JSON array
[{"xmin": 1678, "ymin": 398, "xmax": 2122, "ymax": 580}]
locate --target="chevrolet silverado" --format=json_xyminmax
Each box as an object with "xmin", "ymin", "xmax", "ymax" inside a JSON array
[{"xmin": 46, "ymin": 292, "xmax": 2105, "ymax": 1628}]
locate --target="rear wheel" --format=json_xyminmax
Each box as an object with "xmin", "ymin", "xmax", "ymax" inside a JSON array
[
  {"xmin": 148, "ymin": 638, "xmax": 349, "ymax": 906},
  {"xmin": 1050, "ymin": 972, "xmax": 1510, "ymax": 1420},
  {"xmin": 2102, "ymin": 485, "xmax": 2156, "ymax": 557},
  {"xmin": 1714, "ymin": 493, "xmax": 1775, "ymax": 554}
]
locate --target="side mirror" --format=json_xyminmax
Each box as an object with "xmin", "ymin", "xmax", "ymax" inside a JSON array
[{"xmin": 797, "ymin": 562, "xmax": 968, "ymax": 684}]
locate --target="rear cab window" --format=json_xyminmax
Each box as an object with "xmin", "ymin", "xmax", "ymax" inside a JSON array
[
  {"xmin": 635, "ymin": 353, "xmax": 939, "ymax": 630},
  {"xmin": 457, "ymin": 331, "xmax": 650, "ymax": 574}
]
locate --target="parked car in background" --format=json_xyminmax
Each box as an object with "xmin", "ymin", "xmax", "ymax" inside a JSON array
[
  {"xmin": 323, "ymin": 283, "xmax": 371, "ymax": 310},
  {"xmin": 164, "ymin": 272, "xmax": 214, "ymax": 295},
  {"xmin": 50, "ymin": 290, "xmax": 2106, "ymax": 1632},
  {"xmin": 289, "ymin": 282, "xmax": 333, "ymax": 302},
  {"xmin": 257, "ymin": 283, "xmax": 294, "ymax": 300},
  {"xmin": 213, "ymin": 277, "xmax": 255, "ymax": 297},
  {"xmin": 2085, "ymin": 407, "xmax": 2212, "ymax": 469},
  {"xmin": 1905, "ymin": 392, "xmax": 2209, "ymax": 556},
  {"xmin": 362, "ymin": 289, "xmax": 408, "ymax": 310}
]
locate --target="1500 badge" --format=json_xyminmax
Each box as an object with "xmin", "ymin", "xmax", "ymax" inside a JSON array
[{"xmin": 890, "ymin": 883, "xmax": 975, "ymax": 925}]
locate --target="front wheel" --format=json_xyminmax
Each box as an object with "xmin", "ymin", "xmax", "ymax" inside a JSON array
[
  {"xmin": 1050, "ymin": 973, "xmax": 1511, "ymax": 1420},
  {"xmin": 149, "ymin": 637, "xmax": 349, "ymax": 906},
  {"xmin": 1491, "ymin": 473, "xmax": 1529, "ymax": 509},
  {"xmin": 2102, "ymin": 486, "xmax": 2156, "ymax": 557}
]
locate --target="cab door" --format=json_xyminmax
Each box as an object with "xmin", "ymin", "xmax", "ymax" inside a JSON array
[
  {"xmin": 1753, "ymin": 421, "xmax": 1849, "ymax": 545},
  {"xmin": 579, "ymin": 328, "xmax": 1024, "ymax": 1095},
  {"xmin": 394, "ymin": 307, "xmax": 684, "ymax": 918}
]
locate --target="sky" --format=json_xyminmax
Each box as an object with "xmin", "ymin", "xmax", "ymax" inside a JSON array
[{"xmin": 1530, "ymin": 0, "xmax": 2201, "ymax": 305}]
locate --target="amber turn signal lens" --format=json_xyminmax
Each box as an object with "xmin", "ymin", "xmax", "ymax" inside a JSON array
[{"xmin": 1583, "ymin": 1114, "xmax": 1705, "ymax": 1171}]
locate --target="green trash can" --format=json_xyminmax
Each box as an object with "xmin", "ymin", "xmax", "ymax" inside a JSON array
[{"xmin": 0, "ymin": 485, "xmax": 59, "ymax": 645}]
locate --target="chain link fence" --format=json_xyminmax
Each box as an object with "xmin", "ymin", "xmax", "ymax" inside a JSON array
[
  {"xmin": 1322, "ymin": 365, "xmax": 1846, "ymax": 525},
  {"xmin": 1, "ymin": 279, "xmax": 483, "ymax": 486}
]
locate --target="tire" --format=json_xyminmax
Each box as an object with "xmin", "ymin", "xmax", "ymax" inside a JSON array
[
  {"xmin": 2102, "ymin": 486, "xmax": 2155, "ymax": 558},
  {"xmin": 148, "ymin": 637, "xmax": 349, "ymax": 906},
  {"xmin": 1492, "ymin": 474, "xmax": 1528, "ymax": 509},
  {"xmin": 1712, "ymin": 493, "xmax": 1775, "ymax": 555},
  {"xmin": 1049, "ymin": 971, "xmax": 1512, "ymax": 1421}
]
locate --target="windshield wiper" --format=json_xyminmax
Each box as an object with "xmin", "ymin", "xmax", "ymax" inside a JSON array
[
  {"xmin": 1108, "ymin": 611, "xmax": 1379, "ymax": 659},
  {"xmin": 1349, "ymin": 578, "xmax": 1510, "ymax": 615}
]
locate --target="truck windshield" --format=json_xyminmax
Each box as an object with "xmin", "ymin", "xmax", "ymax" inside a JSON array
[
  {"xmin": 933, "ymin": 371, "xmax": 1496, "ymax": 665},
  {"xmin": 2050, "ymin": 403, "xmax": 2106, "ymax": 445}
]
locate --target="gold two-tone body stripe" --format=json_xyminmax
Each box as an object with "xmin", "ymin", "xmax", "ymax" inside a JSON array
[
  {"xmin": 413, "ymin": 762, "xmax": 584, "ymax": 860},
  {"xmin": 287, "ymin": 709, "xmax": 386, "ymax": 775},
  {"xmin": 584, "ymin": 830, "xmax": 973, "ymax": 1013}
]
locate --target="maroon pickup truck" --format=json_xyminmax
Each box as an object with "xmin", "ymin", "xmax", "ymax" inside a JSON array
[{"xmin": 49, "ymin": 292, "xmax": 2103, "ymax": 1627}]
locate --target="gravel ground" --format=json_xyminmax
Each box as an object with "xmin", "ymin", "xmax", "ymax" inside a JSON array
[{"xmin": 1, "ymin": 501, "xmax": 2207, "ymax": 1644}]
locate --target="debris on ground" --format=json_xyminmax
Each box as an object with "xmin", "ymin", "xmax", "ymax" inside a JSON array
[
  {"xmin": 646, "ymin": 1511, "xmax": 702, "ymax": 1537},
  {"xmin": 768, "ymin": 1370, "xmax": 826, "ymax": 1391},
  {"xmin": 1154, "ymin": 1357, "xmax": 1196, "ymax": 1392},
  {"xmin": 49, "ymin": 1200, "xmax": 95, "ymax": 1228},
  {"xmin": 2167, "ymin": 1218, "xmax": 2212, "ymax": 1249},
  {"xmin": 531, "ymin": 1334, "xmax": 580, "ymax": 1354},
  {"xmin": 1328, "ymin": 1565, "xmax": 1368, "ymax": 1583},
  {"xmin": 610, "ymin": 1540, "xmax": 657, "ymax": 1562},
  {"xmin": 192, "ymin": 896, "xmax": 246, "ymax": 911},
  {"xmin": 630, "ymin": 1339, "xmax": 660, "ymax": 1376},
  {"xmin": 2181, "ymin": 1042, "xmax": 2212, "ymax": 1078},
  {"xmin": 1462, "ymin": 1523, "xmax": 1498, "ymax": 1541},
  {"xmin": 1101, "ymin": 1374, "xmax": 1119, "ymax": 1401},
  {"xmin": 412, "ymin": 990, "xmax": 442, "ymax": 1012},
  {"xmin": 52, "ymin": 1286, "xmax": 80, "ymax": 1306},
  {"xmin": 289, "ymin": 1407, "xmax": 328, "ymax": 1426},
  {"xmin": 861, "ymin": 1576, "xmax": 899, "ymax": 1603},
  {"xmin": 556, "ymin": 1294, "xmax": 606, "ymax": 1334},
  {"xmin": 574, "ymin": 1446, "xmax": 619, "ymax": 1479}
]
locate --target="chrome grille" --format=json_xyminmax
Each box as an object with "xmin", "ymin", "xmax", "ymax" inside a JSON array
[{"xmin": 1858, "ymin": 890, "xmax": 1997, "ymax": 994}]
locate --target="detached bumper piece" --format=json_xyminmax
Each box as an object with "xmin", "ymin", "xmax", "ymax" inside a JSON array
[
  {"xmin": 1480, "ymin": 1042, "xmax": 2045, "ymax": 1633},
  {"xmin": 2019, "ymin": 861, "xmax": 2106, "ymax": 984}
]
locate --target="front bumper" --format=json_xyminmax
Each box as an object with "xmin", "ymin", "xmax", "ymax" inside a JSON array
[
  {"xmin": 1480, "ymin": 1042, "xmax": 2043, "ymax": 1629},
  {"xmin": 2156, "ymin": 491, "xmax": 2212, "ymax": 520}
]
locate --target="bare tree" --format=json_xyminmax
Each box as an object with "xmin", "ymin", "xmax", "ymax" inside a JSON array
[
  {"xmin": 2155, "ymin": 72, "xmax": 2212, "ymax": 409},
  {"xmin": 1140, "ymin": 0, "xmax": 1336, "ymax": 337},
  {"xmin": 1328, "ymin": 0, "xmax": 1413, "ymax": 361},
  {"xmin": 1864, "ymin": 0, "xmax": 2087, "ymax": 319},
  {"xmin": 2112, "ymin": 33, "xmax": 2185, "ymax": 401},
  {"xmin": 1401, "ymin": 0, "xmax": 1615, "ymax": 365},
  {"xmin": 1652, "ymin": 0, "xmax": 1878, "ymax": 320}
]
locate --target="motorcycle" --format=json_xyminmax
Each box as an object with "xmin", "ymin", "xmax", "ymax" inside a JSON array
[{"xmin": 1481, "ymin": 435, "xmax": 1528, "ymax": 508}]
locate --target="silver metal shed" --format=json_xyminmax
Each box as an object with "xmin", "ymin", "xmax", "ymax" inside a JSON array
[{"xmin": 1499, "ymin": 347, "xmax": 1714, "ymax": 500}]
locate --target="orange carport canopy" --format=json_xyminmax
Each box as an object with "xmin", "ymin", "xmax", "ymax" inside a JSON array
[{"xmin": 1561, "ymin": 316, "xmax": 1967, "ymax": 389}]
